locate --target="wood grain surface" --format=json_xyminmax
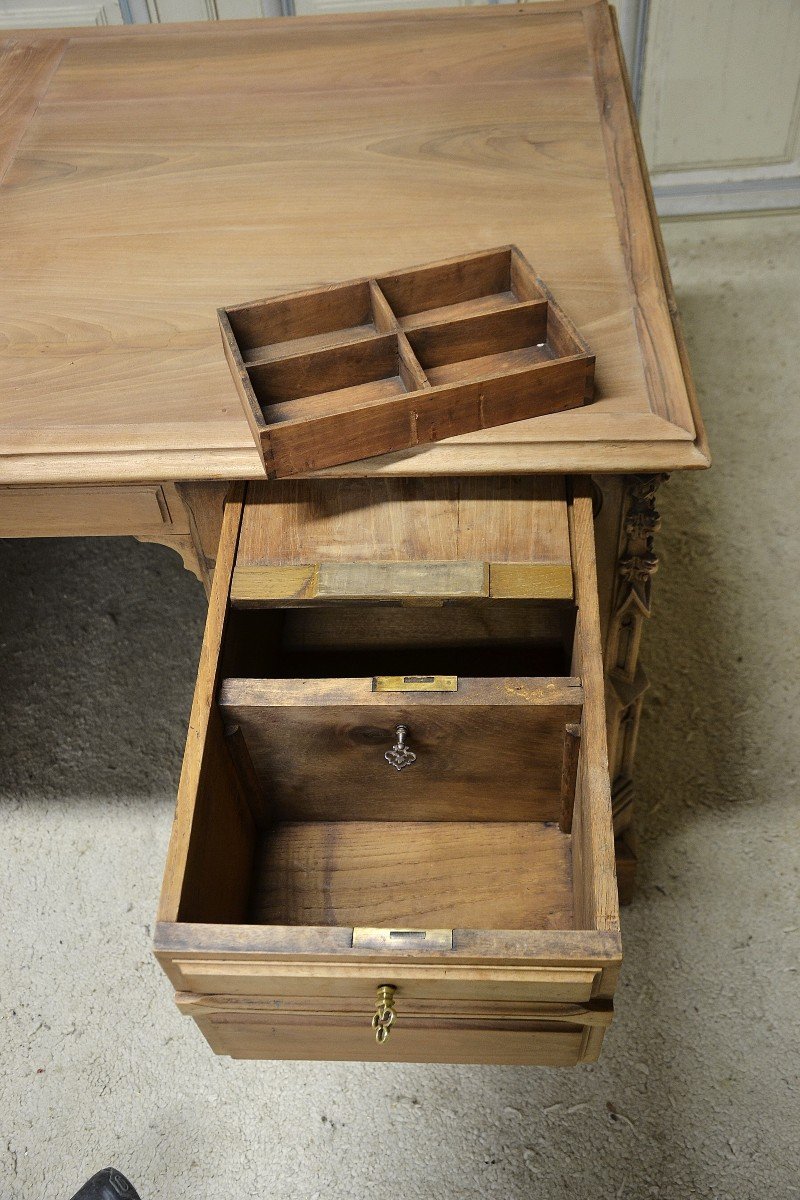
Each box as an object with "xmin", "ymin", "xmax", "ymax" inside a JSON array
[
  {"xmin": 0, "ymin": 2, "xmax": 706, "ymax": 485},
  {"xmin": 568, "ymin": 480, "xmax": 618, "ymax": 932},
  {"xmin": 251, "ymin": 821, "xmax": 574, "ymax": 930}
]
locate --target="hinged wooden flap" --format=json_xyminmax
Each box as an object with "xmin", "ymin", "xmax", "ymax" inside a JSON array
[
  {"xmin": 219, "ymin": 676, "xmax": 583, "ymax": 823},
  {"xmin": 231, "ymin": 476, "xmax": 574, "ymax": 607}
]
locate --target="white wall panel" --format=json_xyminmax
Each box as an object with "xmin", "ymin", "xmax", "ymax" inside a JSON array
[
  {"xmin": 640, "ymin": 0, "xmax": 800, "ymax": 214},
  {"xmin": 144, "ymin": 0, "xmax": 261, "ymax": 18},
  {"xmin": 293, "ymin": 0, "xmax": 479, "ymax": 12},
  {"xmin": 289, "ymin": 0, "xmax": 637, "ymax": 59},
  {"xmin": 0, "ymin": 0, "xmax": 123, "ymax": 23}
]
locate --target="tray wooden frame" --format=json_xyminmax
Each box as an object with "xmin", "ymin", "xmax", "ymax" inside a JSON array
[{"xmin": 218, "ymin": 246, "xmax": 595, "ymax": 478}]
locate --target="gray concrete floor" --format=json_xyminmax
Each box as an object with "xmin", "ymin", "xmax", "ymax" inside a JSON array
[{"xmin": 1, "ymin": 214, "xmax": 798, "ymax": 1200}]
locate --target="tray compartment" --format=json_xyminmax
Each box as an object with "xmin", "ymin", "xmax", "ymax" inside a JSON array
[
  {"xmin": 227, "ymin": 279, "xmax": 379, "ymax": 363},
  {"xmin": 246, "ymin": 333, "xmax": 417, "ymax": 425},
  {"xmin": 376, "ymin": 246, "xmax": 513, "ymax": 323},
  {"xmin": 406, "ymin": 301, "xmax": 558, "ymax": 386},
  {"xmin": 218, "ymin": 246, "xmax": 595, "ymax": 478}
]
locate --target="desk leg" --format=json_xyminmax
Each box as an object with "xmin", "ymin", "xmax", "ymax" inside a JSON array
[
  {"xmin": 594, "ymin": 473, "xmax": 669, "ymax": 903},
  {"xmin": 174, "ymin": 482, "xmax": 232, "ymax": 596}
]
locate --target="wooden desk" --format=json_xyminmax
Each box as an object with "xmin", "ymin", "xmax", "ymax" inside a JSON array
[{"xmin": 0, "ymin": 4, "xmax": 708, "ymax": 920}]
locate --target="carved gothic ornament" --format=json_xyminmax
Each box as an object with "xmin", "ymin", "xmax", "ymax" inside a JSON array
[{"xmin": 615, "ymin": 473, "xmax": 669, "ymax": 614}]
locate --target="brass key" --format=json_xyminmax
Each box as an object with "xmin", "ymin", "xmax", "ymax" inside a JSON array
[{"xmin": 371, "ymin": 985, "xmax": 397, "ymax": 1044}]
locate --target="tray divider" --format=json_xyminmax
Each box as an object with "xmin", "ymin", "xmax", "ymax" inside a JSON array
[
  {"xmin": 406, "ymin": 300, "xmax": 549, "ymax": 373},
  {"xmin": 242, "ymin": 325, "xmax": 379, "ymax": 368},
  {"xmin": 370, "ymin": 280, "xmax": 430, "ymax": 391},
  {"xmin": 398, "ymin": 334, "xmax": 430, "ymax": 392},
  {"xmin": 400, "ymin": 295, "xmax": 538, "ymax": 334},
  {"xmin": 368, "ymin": 280, "xmax": 399, "ymax": 335}
]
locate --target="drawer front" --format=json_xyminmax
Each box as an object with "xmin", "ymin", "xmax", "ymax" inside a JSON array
[
  {"xmin": 219, "ymin": 675, "xmax": 582, "ymax": 822},
  {"xmin": 163, "ymin": 958, "xmax": 603, "ymax": 1005},
  {"xmin": 184, "ymin": 1006, "xmax": 594, "ymax": 1066},
  {"xmin": 0, "ymin": 484, "xmax": 177, "ymax": 537}
]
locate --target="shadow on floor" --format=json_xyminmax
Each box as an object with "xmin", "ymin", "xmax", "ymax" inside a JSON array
[{"xmin": 0, "ymin": 536, "xmax": 207, "ymax": 802}]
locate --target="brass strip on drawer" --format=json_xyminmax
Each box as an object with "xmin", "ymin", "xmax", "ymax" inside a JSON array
[
  {"xmin": 317, "ymin": 560, "xmax": 487, "ymax": 600},
  {"xmin": 230, "ymin": 561, "xmax": 573, "ymax": 604},
  {"xmin": 489, "ymin": 562, "xmax": 573, "ymax": 600},
  {"xmin": 230, "ymin": 564, "xmax": 318, "ymax": 603},
  {"xmin": 351, "ymin": 927, "xmax": 454, "ymax": 951},
  {"xmin": 373, "ymin": 675, "xmax": 458, "ymax": 692}
]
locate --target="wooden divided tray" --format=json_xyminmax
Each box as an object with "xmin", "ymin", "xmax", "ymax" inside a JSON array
[{"xmin": 218, "ymin": 246, "xmax": 595, "ymax": 478}]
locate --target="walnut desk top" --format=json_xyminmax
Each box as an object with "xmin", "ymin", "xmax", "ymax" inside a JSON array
[{"xmin": 0, "ymin": 1, "xmax": 708, "ymax": 486}]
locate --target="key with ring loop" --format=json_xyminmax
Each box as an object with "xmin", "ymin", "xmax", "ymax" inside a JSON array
[{"xmin": 371, "ymin": 984, "xmax": 397, "ymax": 1044}]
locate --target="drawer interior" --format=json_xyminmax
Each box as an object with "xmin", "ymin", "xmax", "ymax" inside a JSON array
[
  {"xmin": 222, "ymin": 601, "xmax": 575, "ymax": 678},
  {"xmin": 175, "ymin": 596, "xmax": 583, "ymax": 934},
  {"xmin": 177, "ymin": 788, "xmax": 576, "ymax": 933}
]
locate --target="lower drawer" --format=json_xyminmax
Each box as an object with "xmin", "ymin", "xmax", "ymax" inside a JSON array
[{"xmin": 176, "ymin": 996, "xmax": 604, "ymax": 1065}]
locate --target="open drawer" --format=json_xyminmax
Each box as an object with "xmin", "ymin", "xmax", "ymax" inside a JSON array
[{"xmin": 155, "ymin": 478, "xmax": 620, "ymax": 1065}]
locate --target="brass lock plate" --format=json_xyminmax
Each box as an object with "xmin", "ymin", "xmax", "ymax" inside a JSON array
[
  {"xmin": 373, "ymin": 675, "xmax": 458, "ymax": 692},
  {"xmin": 352, "ymin": 927, "xmax": 454, "ymax": 950}
]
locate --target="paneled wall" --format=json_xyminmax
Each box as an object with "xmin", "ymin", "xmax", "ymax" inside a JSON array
[
  {"xmin": 137, "ymin": 0, "xmax": 264, "ymax": 21},
  {"xmin": 0, "ymin": 0, "xmax": 125, "ymax": 24},
  {"xmin": 292, "ymin": 0, "xmax": 483, "ymax": 13},
  {"xmin": 0, "ymin": 0, "xmax": 268, "ymax": 24},
  {"xmin": 639, "ymin": 0, "xmax": 800, "ymax": 214}
]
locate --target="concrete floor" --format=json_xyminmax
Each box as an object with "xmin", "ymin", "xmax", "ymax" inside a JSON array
[{"xmin": 1, "ymin": 214, "xmax": 798, "ymax": 1200}]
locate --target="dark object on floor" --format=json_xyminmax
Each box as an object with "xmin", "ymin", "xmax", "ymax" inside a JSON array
[{"xmin": 68, "ymin": 1168, "xmax": 141, "ymax": 1200}]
